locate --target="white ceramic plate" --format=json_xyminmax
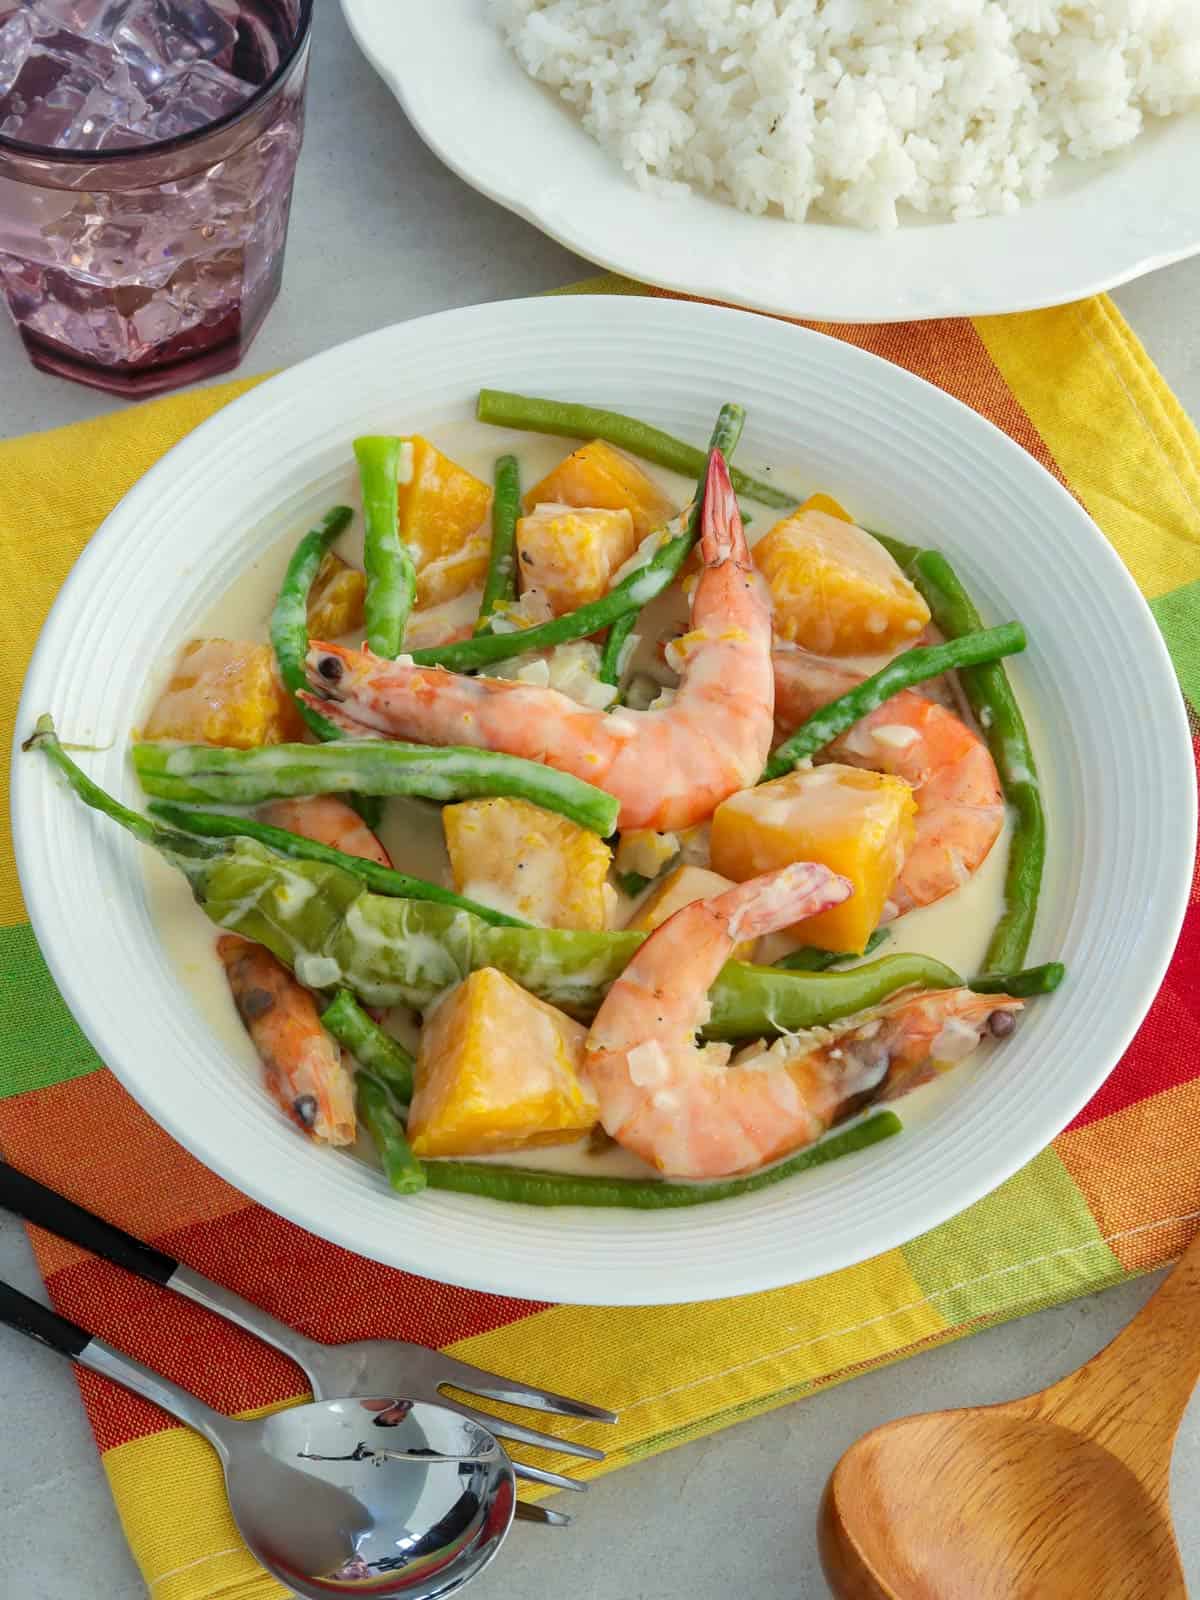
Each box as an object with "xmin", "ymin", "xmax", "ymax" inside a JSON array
[
  {"xmin": 12, "ymin": 295, "xmax": 1194, "ymax": 1305},
  {"xmin": 340, "ymin": 0, "xmax": 1200, "ymax": 323}
]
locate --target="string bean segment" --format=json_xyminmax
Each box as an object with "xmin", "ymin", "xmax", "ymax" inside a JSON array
[
  {"xmin": 970, "ymin": 962, "xmax": 1064, "ymax": 997},
  {"xmin": 410, "ymin": 403, "xmax": 746, "ymax": 675},
  {"xmin": 475, "ymin": 454, "xmax": 521, "ymax": 633},
  {"xmin": 323, "ymin": 990, "xmax": 415, "ymax": 1102},
  {"xmin": 354, "ymin": 436, "xmax": 413, "ymax": 657},
  {"xmin": 269, "ymin": 506, "xmax": 353, "ymax": 743},
  {"xmin": 356, "ymin": 1073, "xmax": 425, "ymax": 1194},
  {"xmin": 763, "ymin": 623, "xmax": 1026, "ymax": 780},
  {"xmin": 775, "ymin": 929, "xmax": 890, "ymax": 972},
  {"xmin": 904, "ymin": 549, "xmax": 1046, "ymax": 974},
  {"xmin": 132, "ymin": 739, "xmax": 620, "ymax": 836},
  {"xmin": 148, "ymin": 801, "xmax": 531, "ymax": 927},
  {"xmin": 424, "ymin": 1111, "xmax": 901, "ymax": 1208},
  {"xmin": 476, "ymin": 388, "xmax": 797, "ymax": 508}
]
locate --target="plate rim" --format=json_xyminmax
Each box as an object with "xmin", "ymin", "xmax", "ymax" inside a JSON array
[
  {"xmin": 11, "ymin": 292, "xmax": 1196, "ymax": 1305},
  {"xmin": 339, "ymin": 0, "xmax": 1200, "ymax": 323}
]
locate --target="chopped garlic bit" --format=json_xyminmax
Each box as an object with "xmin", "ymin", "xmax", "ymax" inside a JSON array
[
  {"xmin": 295, "ymin": 954, "xmax": 341, "ymax": 989},
  {"xmin": 930, "ymin": 1016, "xmax": 983, "ymax": 1064},
  {"xmin": 615, "ymin": 828, "xmax": 680, "ymax": 878},
  {"xmin": 488, "ymin": 589, "xmax": 554, "ymax": 633},
  {"xmin": 608, "ymin": 514, "xmax": 684, "ymax": 588},
  {"xmin": 488, "ymin": 640, "xmax": 618, "ymax": 709},
  {"xmin": 627, "ymin": 1040, "xmax": 672, "ymax": 1087},
  {"xmin": 872, "ymin": 723, "xmax": 920, "ymax": 750}
]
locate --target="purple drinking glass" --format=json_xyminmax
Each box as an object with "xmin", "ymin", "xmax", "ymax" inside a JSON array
[{"xmin": 0, "ymin": 1, "xmax": 311, "ymax": 396}]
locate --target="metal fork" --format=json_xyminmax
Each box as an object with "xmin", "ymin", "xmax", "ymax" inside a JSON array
[{"xmin": 0, "ymin": 1161, "xmax": 615, "ymax": 1511}]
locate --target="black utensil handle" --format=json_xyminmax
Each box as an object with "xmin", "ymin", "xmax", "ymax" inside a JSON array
[
  {"xmin": 0, "ymin": 1161, "xmax": 178, "ymax": 1286},
  {"xmin": 0, "ymin": 1279, "xmax": 91, "ymax": 1358}
]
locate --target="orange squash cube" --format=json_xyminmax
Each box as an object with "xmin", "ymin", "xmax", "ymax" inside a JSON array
[
  {"xmin": 396, "ymin": 436, "xmax": 491, "ymax": 571},
  {"xmin": 515, "ymin": 504, "xmax": 638, "ymax": 615},
  {"xmin": 307, "ymin": 551, "xmax": 366, "ymax": 640},
  {"xmin": 524, "ymin": 440, "xmax": 677, "ymax": 539},
  {"xmin": 408, "ymin": 968, "xmax": 599, "ymax": 1157},
  {"xmin": 710, "ymin": 765, "xmax": 915, "ymax": 953},
  {"xmin": 754, "ymin": 509, "xmax": 929, "ymax": 655},
  {"xmin": 628, "ymin": 864, "xmax": 758, "ymax": 962},
  {"xmin": 414, "ymin": 531, "xmax": 491, "ymax": 609},
  {"xmin": 143, "ymin": 639, "xmax": 303, "ymax": 749},
  {"xmin": 443, "ymin": 796, "xmax": 613, "ymax": 930}
]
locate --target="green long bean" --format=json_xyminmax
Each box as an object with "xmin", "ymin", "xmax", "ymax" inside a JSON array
[
  {"xmin": 969, "ymin": 962, "xmax": 1064, "ymax": 997},
  {"xmin": 775, "ymin": 929, "xmax": 890, "ymax": 972},
  {"xmin": 132, "ymin": 739, "xmax": 620, "ymax": 836},
  {"xmin": 33, "ymin": 720, "xmax": 963, "ymax": 1035},
  {"xmin": 476, "ymin": 389, "xmax": 796, "ymax": 509},
  {"xmin": 269, "ymin": 506, "xmax": 353, "ymax": 743},
  {"xmin": 355, "ymin": 436, "xmax": 414, "ymax": 657},
  {"xmin": 269, "ymin": 507, "xmax": 382, "ymax": 828},
  {"xmin": 410, "ymin": 403, "xmax": 746, "ymax": 675},
  {"xmin": 599, "ymin": 612, "xmax": 637, "ymax": 690},
  {"xmin": 475, "ymin": 455, "xmax": 520, "ymax": 634},
  {"xmin": 323, "ymin": 990, "xmax": 415, "ymax": 1101},
  {"xmin": 763, "ymin": 624, "xmax": 1027, "ymax": 780},
  {"xmin": 424, "ymin": 1111, "xmax": 901, "ymax": 1208},
  {"xmin": 148, "ymin": 802, "xmax": 531, "ymax": 927},
  {"xmin": 904, "ymin": 550, "xmax": 1046, "ymax": 974},
  {"xmin": 356, "ymin": 1073, "xmax": 425, "ymax": 1195}
]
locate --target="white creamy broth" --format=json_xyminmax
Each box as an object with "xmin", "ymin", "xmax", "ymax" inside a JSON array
[{"xmin": 142, "ymin": 419, "xmax": 1024, "ymax": 1183}]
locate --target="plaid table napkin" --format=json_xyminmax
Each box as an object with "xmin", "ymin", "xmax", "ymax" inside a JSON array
[{"xmin": 1, "ymin": 278, "xmax": 1197, "ymax": 1600}]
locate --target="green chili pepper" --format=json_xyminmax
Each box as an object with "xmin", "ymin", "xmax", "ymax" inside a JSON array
[
  {"xmin": 354, "ymin": 436, "xmax": 414, "ymax": 657},
  {"xmin": 356, "ymin": 1073, "xmax": 425, "ymax": 1194},
  {"xmin": 775, "ymin": 928, "xmax": 890, "ymax": 972},
  {"xmin": 324, "ymin": 989, "xmax": 415, "ymax": 1102},
  {"xmin": 970, "ymin": 962, "xmax": 1064, "ymax": 997},
  {"xmin": 763, "ymin": 624, "xmax": 1027, "ymax": 780},
  {"xmin": 410, "ymin": 403, "xmax": 746, "ymax": 675},
  {"xmin": 149, "ymin": 802, "xmax": 530, "ymax": 928},
  {"xmin": 269, "ymin": 506, "xmax": 354, "ymax": 743},
  {"xmin": 132, "ymin": 739, "xmax": 619, "ymax": 836},
  {"xmin": 475, "ymin": 455, "xmax": 521, "ymax": 634},
  {"xmin": 476, "ymin": 389, "xmax": 796, "ymax": 509},
  {"xmin": 34, "ymin": 720, "xmax": 963, "ymax": 1034},
  {"xmin": 424, "ymin": 1111, "xmax": 901, "ymax": 1208}
]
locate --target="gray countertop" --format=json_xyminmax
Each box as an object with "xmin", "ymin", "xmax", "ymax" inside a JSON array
[{"xmin": 2, "ymin": 6, "xmax": 1198, "ymax": 1597}]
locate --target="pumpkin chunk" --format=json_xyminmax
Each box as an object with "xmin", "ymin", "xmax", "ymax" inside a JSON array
[
  {"xmin": 711, "ymin": 765, "xmax": 915, "ymax": 953},
  {"xmin": 408, "ymin": 968, "xmax": 598, "ymax": 1156}
]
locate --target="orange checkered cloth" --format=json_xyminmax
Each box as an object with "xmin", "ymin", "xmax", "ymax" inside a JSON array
[{"xmin": 0, "ymin": 278, "xmax": 1197, "ymax": 1600}]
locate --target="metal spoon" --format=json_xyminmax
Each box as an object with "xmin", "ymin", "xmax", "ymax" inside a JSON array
[{"xmin": 0, "ymin": 1280, "xmax": 515, "ymax": 1598}]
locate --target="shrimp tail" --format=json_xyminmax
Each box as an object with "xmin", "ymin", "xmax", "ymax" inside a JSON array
[
  {"xmin": 700, "ymin": 449, "xmax": 751, "ymax": 570},
  {"xmin": 714, "ymin": 862, "xmax": 853, "ymax": 944}
]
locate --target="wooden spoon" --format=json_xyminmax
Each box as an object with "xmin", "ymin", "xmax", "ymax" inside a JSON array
[{"xmin": 819, "ymin": 1229, "xmax": 1200, "ymax": 1598}]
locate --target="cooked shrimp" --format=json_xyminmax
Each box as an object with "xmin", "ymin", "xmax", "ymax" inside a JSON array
[
  {"xmin": 216, "ymin": 935, "xmax": 356, "ymax": 1145},
  {"xmin": 773, "ymin": 648, "xmax": 1005, "ymax": 919},
  {"xmin": 299, "ymin": 451, "xmax": 775, "ymax": 831},
  {"xmin": 584, "ymin": 867, "xmax": 1020, "ymax": 1179},
  {"xmin": 257, "ymin": 795, "xmax": 392, "ymax": 868}
]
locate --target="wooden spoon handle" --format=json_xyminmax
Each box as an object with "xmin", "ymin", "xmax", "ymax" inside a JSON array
[{"xmin": 1041, "ymin": 1226, "xmax": 1200, "ymax": 1488}]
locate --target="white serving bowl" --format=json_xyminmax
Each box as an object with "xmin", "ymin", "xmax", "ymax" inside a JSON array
[{"xmin": 12, "ymin": 295, "xmax": 1194, "ymax": 1305}]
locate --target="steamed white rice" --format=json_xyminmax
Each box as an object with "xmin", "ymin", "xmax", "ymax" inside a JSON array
[{"xmin": 490, "ymin": 0, "xmax": 1200, "ymax": 228}]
